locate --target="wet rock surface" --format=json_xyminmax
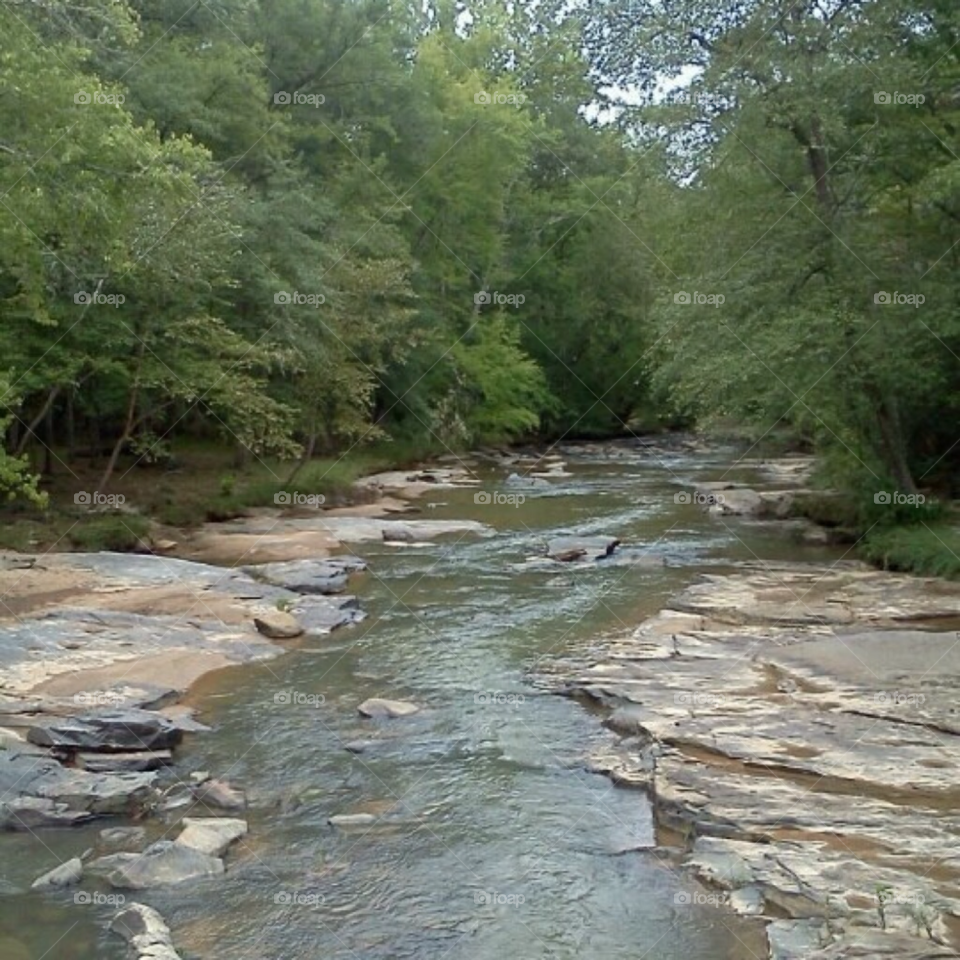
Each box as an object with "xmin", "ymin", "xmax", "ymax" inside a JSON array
[{"xmin": 566, "ymin": 562, "xmax": 960, "ymax": 958}]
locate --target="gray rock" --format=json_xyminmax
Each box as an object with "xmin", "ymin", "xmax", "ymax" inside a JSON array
[
  {"xmin": 382, "ymin": 525, "xmax": 416, "ymax": 543},
  {"xmin": 328, "ymin": 813, "xmax": 376, "ymax": 827},
  {"xmin": 99, "ymin": 826, "xmax": 147, "ymax": 847},
  {"xmin": 245, "ymin": 557, "xmax": 365, "ymax": 595},
  {"xmin": 108, "ymin": 840, "xmax": 224, "ymax": 888},
  {"xmin": 546, "ymin": 536, "xmax": 620, "ymax": 561},
  {"xmin": 110, "ymin": 902, "xmax": 183, "ymax": 959},
  {"xmin": 175, "ymin": 817, "xmax": 247, "ymax": 857},
  {"xmin": 0, "ymin": 749, "xmax": 156, "ymax": 823},
  {"xmin": 78, "ymin": 750, "xmax": 173, "ymax": 773},
  {"xmin": 358, "ymin": 698, "xmax": 420, "ymax": 718},
  {"xmin": 31, "ymin": 857, "xmax": 83, "ymax": 890},
  {"xmin": 27, "ymin": 709, "xmax": 182, "ymax": 753},
  {"xmin": 291, "ymin": 595, "xmax": 365, "ymax": 634},
  {"xmin": 192, "ymin": 778, "xmax": 246, "ymax": 811},
  {"xmin": 253, "ymin": 611, "xmax": 304, "ymax": 639}
]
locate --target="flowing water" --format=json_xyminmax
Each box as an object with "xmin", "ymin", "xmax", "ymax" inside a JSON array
[{"xmin": 0, "ymin": 441, "xmax": 842, "ymax": 959}]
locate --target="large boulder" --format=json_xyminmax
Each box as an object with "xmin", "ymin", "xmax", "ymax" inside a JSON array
[
  {"xmin": 26, "ymin": 709, "xmax": 182, "ymax": 753},
  {"xmin": 108, "ymin": 840, "xmax": 224, "ymax": 888}
]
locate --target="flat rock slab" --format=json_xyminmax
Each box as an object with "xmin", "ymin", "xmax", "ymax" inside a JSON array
[
  {"xmin": 100, "ymin": 826, "xmax": 147, "ymax": 846},
  {"xmin": 77, "ymin": 750, "xmax": 173, "ymax": 773},
  {"xmin": 175, "ymin": 817, "xmax": 247, "ymax": 857},
  {"xmin": 31, "ymin": 857, "xmax": 82, "ymax": 889},
  {"xmin": 546, "ymin": 536, "xmax": 620, "ymax": 561},
  {"xmin": 27, "ymin": 709, "xmax": 182, "ymax": 753},
  {"xmin": 358, "ymin": 698, "xmax": 420, "ymax": 718},
  {"xmin": 108, "ymin": 840, "xmax": 224, "ymax": 888},
  {"xmin": 244, "ymin": 557, "xmax": 366, "ymax": 595},
  {"xmin": 290, "ymin": 595, "xmax": 365, "ymax": 634},
  {"xmin": 0, "ymin": 749, "xmax": 156, "ymax": 822}
]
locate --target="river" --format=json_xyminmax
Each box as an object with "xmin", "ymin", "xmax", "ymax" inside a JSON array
[{"xmin": 0, "ymin": 440, "xmax": 841, "ymax": 959}]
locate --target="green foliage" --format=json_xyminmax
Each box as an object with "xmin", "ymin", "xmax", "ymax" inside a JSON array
[{"xmin": 67, "ymin": 514, "xmax": 151, "ymax": 552}]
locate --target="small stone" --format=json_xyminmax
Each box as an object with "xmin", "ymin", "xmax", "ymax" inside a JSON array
[
  {"xmin": 328, "ymin": 813, "xmax": 377, "ymax": 827},
  {"xmin": 358, "ymin": 698, "xmax": 420, "ymax": 718},
  {"xmin": 31, "ymin": 857, "xmax": 83, "ymax": 890},
  {"xmin": 192, "ymin": 778, "xmax": 246, "ymax": 811},
  {"xmin": 253, "ymin": 611, "xmax": 304, "ymax": 639}
]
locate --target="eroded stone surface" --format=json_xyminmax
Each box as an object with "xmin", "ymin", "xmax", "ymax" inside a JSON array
[{"xmin": 565, "ymin": 563, "xmax": 960, "ymax": 958}]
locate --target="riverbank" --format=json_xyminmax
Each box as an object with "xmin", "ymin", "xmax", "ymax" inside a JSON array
[{"xmin": 3, "ymin": 438, "xmax": 958, "ymax": 960}]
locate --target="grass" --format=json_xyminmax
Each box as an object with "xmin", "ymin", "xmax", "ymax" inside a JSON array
[
  {"xmin": 858, "ymin": 522, "xmax": 960, "ymax": 578},
  {"xmin": 0, "ymin": 436, "xmax": 459, "ymax": 554}
]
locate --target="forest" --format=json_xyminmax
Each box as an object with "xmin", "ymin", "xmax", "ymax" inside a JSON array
[{"xmin": 1, "ymin": 0, "xmax": 959, "ymax": 570}]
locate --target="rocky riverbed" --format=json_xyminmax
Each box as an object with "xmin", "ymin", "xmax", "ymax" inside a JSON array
[
  {"xmin": 564, "ymin": 562, "xmax": 960, "ymax": 958},
  {"xmin": 3, "ymin": 443, "xmax": 958, "ymax": 960}
]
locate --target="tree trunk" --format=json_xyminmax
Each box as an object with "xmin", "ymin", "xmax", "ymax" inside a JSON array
[
  {"xmin": 286, "ymin": 431, "xmax": 316, "ymax": 484},
  {"xmin": 15, "ymin": 386, "xmax": 60, "ymax": 456},
  {"xmin": 43, "ymin": 402, "xmax": 54, "ymax": 475},
  {"xmin": 65, "ymin": 390, "xmax": 76, "ymax": 462},
  {"xmin": 99, "ymin": 343, "xmax": 144, "ymax": 491}
]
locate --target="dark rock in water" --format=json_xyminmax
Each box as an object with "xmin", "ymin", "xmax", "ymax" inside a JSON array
[
  {"xmin": 31, "ymin": 857, "xmax": 83, "ymax": 890},
  {"xmin": 546, "ymin": 536, "xmax": 620, "ymax": 561},
  {"xmin": 108, "ymin": 840, "xmax": 224, "ymax": 889},
  {"xmin": 382, "ymin": 525, "xmax": 416, "ymax": 543},
  {"xmin": 192, "ymin": 778, "xmax": 246, "ymax": 811},
  {"xmin": 77, "ymin": 750, "xmax": 173, "ymax": 773},
  {"xmin": 0, "ymin": 749, "xmax": 156, "ymax": 824},
  {"xmin": 27, "ymin": 709, "xmax": 182, "ymax": 753},
  {"xmin": 343, "ymin": 740, "xmax": 377, "ymax": 754},
  {"xmin": 0, "ymin": 796, "xmax": 93, "ymax": 830},
  {"xmin": 244, "ymin": 557, "xmax": 365, "ymax": 595},
  {"xmin": 291, "ymin": 595, "xmax": 365, "ymax": 634}
]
